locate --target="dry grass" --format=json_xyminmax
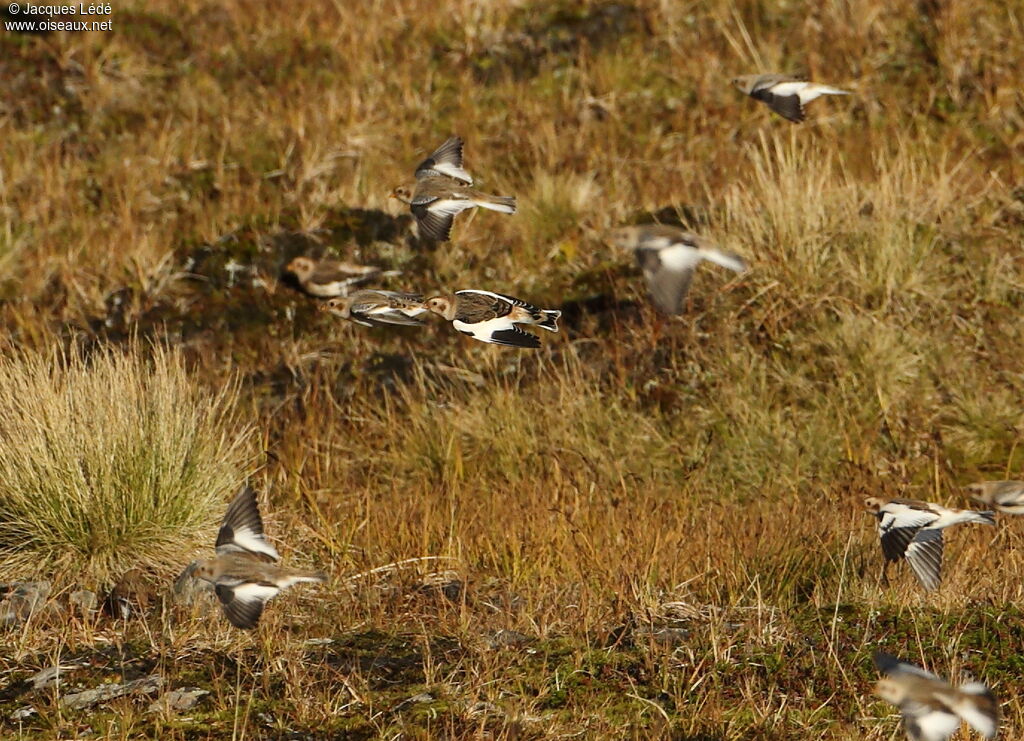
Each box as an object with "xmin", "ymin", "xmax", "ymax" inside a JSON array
[
  {"xmin": 1, "ymin": 0, "xmax": 1024, "ymax": 738},
  {"xmin": 0, "ymin": 344, "xmax": 252, "ymax": 590}
]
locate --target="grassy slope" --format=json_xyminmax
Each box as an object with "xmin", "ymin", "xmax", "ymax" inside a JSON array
[{"xmin": 1, "ymin": 0, "xmax": 1024, "ymax": 737}]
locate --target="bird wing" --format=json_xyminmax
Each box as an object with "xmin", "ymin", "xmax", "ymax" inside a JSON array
[
  {"xmin": 455, "ymin": 289, "xmax": 536, "ymax": 311},
  {"xmin": 410, "ymin": 196, "xmax": 474, "ymax": 242},
  {"xmin": 414, "ymin": 136, "xmax": 473, "ymax": 184},
  {"xmin": 874, "ymin": 652, "xmax": 941, "ymax": 681},
  {"xmin": 214, "ymin": 581, "xmax": 279, "ymax": 630},
  {"xmin": 875, "ymin": 504, "xmax": 938, "ymax": 561},
  {"xmin": 637, "ymin": 248, "xmax": 694, "ymax": 315},
  {"xmin": 454, "ymin": 318, "xmax": 541, "ymax": 348},
  {"xmin": 902, "ymin": 703, "xmax": 963, "ymax": 741},
  {"xmin": 905, "ymin": 528, "xmax": 944, "ymax": 591},
  {"xmin": 750, "ymin": 86, "xmax": 806, "ymax": 122},
  {"xmin": 215, "ymin": 487, "xmax": 280, "ymax": 561}
]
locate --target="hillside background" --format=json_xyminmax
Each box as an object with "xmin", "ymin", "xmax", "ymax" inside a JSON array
[{"xmin": 2, "ymin": 0, "xmax": 1024, "ymax": 738}]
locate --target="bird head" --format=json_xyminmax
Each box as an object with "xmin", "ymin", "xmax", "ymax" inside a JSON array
[
  {"xmin": 731, "ymin": 75, "xmax": 757, "ymax": 94},
  {"xmin": 874, "ymin": 677, "xmax": 906, "ymax": 705},
  {"xmin": 863, "ymin": 497, "xmax": 884, "ymax": 513},
  {"xmin": 320, "ymin": 298, "xmax": 350, "ymax": 317},
  {"xmin": 285, "ymin": 256, "xmax": 315, "ymax": 281},
  {"xmin": 390, "ymin": 185, "xmax": 413, "ymax": 203},
  {"xmin": 605, "ymin": 227, "xmax": 637, "ymax": 251},
  {"xmin": 424, "ymin": 296, "xmax": 454, "ymax": 320},
  {"xmin": 191, "ymin": 560, "xmax": 217, "ymax": 584}
]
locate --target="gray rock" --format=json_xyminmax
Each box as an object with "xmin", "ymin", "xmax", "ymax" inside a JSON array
[
  {"xmin": 391, "ymin": 692, "xmax": 435, "ymax": 712},
  {"xmin": 172, "ymin": 561, "xmax": 215, "ymax": 605},
  {"xmin": 148, "ymin": 687, "xmax": 209, "ymax": 713},
  {"xmin": 10, "ymin": 706, "xmax": 36, "ymax": 721},
  {"xmin": 0, "ymin": 581, "xmax": 51, "ymax": 626},
  {"xmin": 486, "ymin": 629, "xmax": 533, "ymax": 650},
  {"xmin": 69, "ymin": 590, "xmax": 98, "ymax": 615},
  {"xmin": 30, "ymin": 664, "xmax": 86, "ymax": 690},
  {"xmin": 61, "ymin": 674, "xmax": 163, "ymax": 710}
]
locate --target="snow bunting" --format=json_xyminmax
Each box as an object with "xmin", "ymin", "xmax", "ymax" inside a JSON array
[
  {"xmin": 864, "ymin": 497, "xmax": 995, "ymax": 591},
  {"xmin": 390, "ymin": 136, "xmax": 516, "ymax": 242},
  {"xmin": 606, "ymin": 225, "xmax": 746, "ymax": 315},
  {"xmin": 966, "ymin": 480, "xmax": 1024, "ymax": 515},
  {"xmin": 188, "ymin": 487, "xmax": 326, "ymax": 629},
  {"xmin": 285, "ymin": 256, "xmax": 394, "ymax": 298},
  {"xmin": 873, "ymin": 651, "xmax": 998, "ymax": 741},
  {"xmin": 319, "ymin": 290, "xmax": 428, "ymax": 327},
  {"xmin": 731, "ymin": 74, "xmax": 851, "ymax": 123},
  {"xmin": 424, "ymin": 290, "xmax": 560, "ymax": 348}
]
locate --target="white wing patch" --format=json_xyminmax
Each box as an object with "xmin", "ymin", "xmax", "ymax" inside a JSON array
[
  {"xmin": 910, "ymin": 708, "xmax": 961, "ymax": 741},
  {"xmin": 232, "ymin": 526, "xmax": 280, "ymax": 561},
  {"xmin": 658, "ymin": 245, "xmax": 704, "ymax": 272},
  {"xmin": 455, "ymin": 289, "xmax": 515, "ymax": 303},
  {"xmin": 769, "ymin": 81, "xmax": 809, "ymax": 97},
  {"xmin": 429, "ymin": 198, "xmax": 476, "ymax": 215},
  {"xmin": 232, "ymin": 582, "xmax": 280, "ymax": 604}
]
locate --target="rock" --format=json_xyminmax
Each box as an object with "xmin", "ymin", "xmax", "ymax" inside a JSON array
[
  {"xmin": 61, "ymin": 674, "xmax": 163, "ymax": 710},
  {"xmin": 10, "ymin": 706, "xmax": 36, "ymax": 721},
  {"xmin": 148, "ymin": 687, "xmax": 209, "ymax": 713},
  {"xmin": 30, "ymin": 663, "xmax": 86, "ymax": 690},
  {"xmin": 391, "ymin": 692, "xmax": 435, "ymax": 712},
  {"xmin": 172, "ymin": 561, "xmax": 215, "ymax": 605},
  {"xmin": 69, "ymin": 590, "xmax": 98, "ymax": 615},
  {"xmin": 0, "ymin": 581, "xmax": 51, "ymax": 626},
  {"xmin": 486, "ymin": 629, "xmax": 533, "ymax": 650},
  {"xmin": 417, "ymin": 570, "xmax": 463, "ymax": 601}
]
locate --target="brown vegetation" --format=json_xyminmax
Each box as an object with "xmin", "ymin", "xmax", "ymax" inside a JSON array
[{"xmin": 1, "ymin": 0, "xmax": 1023, "ymax": 738}]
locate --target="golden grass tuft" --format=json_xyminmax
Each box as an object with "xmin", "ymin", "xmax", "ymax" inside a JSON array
[{"xmin": 0, "ymin": 344, "xmax": 252, "ymax": 590}]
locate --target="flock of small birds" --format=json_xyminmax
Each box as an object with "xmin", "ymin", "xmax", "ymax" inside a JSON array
[{"xmin": 177, "ymin": 73, "xmax": 1019, "ymax": 740}]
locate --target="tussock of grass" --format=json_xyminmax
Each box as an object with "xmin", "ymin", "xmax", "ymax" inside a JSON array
[{"xmin": 0, "ymin": 345, "xmax": 252, "ymax": 590}]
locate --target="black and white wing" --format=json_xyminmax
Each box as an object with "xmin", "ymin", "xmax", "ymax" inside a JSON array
[
  {"xmin": 455, "ymin": 289, "xmax": 536, "ymax": 312},
  {"xmin": 215, "ymin": 487, "xmax": 280, "ymax": 561},
  {"xmin": 636, "ymin": 248, "xmax": 694, "ymax": 315},
  {"xmin": 905, "ymin": 528, "xmax": 944, "ymax": 591},
  {"xmin": 750, "ymin": 76, "xmax": 807, "ymax": 123},
  {"xmin": 414, "ymin": 137, "xmax": 473, "ymax": 184},
  {"xmin": 875, "ymin": 508, "xmax": 936, "ymax": 563},
  {"xmin": 214, "ymin": 580, "xmax": 280, "ymax": 629}
]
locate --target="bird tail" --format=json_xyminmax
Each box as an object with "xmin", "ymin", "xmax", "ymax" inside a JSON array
[
  {"xmin": 956, "ymin": 683, "xmax": 999, "ymax": 738},
  {"xmin": 811, "ymin": 84, "xmax": 851, "ymax": 96},
  {"xmin": 967, "ymin": 510, "xmax": 997, "ymax": 525},
  {"xmin": 284, "ymin": 570, "xmax": 328, "ymax": 587},
  {"xmin": 700, "ymin": 248, "xmax": 747, "ymax": 273},
  {"xmin": 474, "ymin": 195, "xmax": 517, "ymax": 214},
  {"xmin": 536, "ymin": 309, "xmax": 560, "ymax": 332}
]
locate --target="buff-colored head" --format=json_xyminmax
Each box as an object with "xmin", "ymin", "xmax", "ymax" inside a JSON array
[
  {"xmin": 390, "ymin": 185, "xmax": 414, "ymax": 203},
  {"xmin": 605, "ymin": 227, "xmax": 638, "ymax": 251},
  {"xmin": 286, "ymin": 256, "xmax": 316, "ymax": 281},
  {"xmin": 424, "ymin": 296, "xmax": 456, "ymax": 320},
  {"xmin": 864, "ymin": 497, "xmax": 884, "ymax": 513},
  {"xmin": 731, "ymin": 75, "xmax": 760, "ymax": 94},
  {"xmin": 192, "ymin": 560, "xmax": 217, "ymax": 583},
  {"xmin": 874, "ymin": 677, "xmax": 906, "ymax": 705},
  {"xmin": 320, "ymin": 297, "xmax": 351, "ymax": 318}
]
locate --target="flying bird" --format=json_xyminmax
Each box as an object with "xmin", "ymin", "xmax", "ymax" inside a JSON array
[
  {"xmin": 390, "ymin": 136, "xmax": 516, "ymax": 242},
  {"xmin": 319, "ymin": 290, "xmax": 428, "ymax": 327},
  {"xmin": 606, "ymin": 225, "xmax": 746, "ymax": 314},
  {"xmin": 187, "ymin": 487, "xmax": 326, "ymax": 629},
  {"xmin": 965, "ymin": 480, "xmax": 1024, "ymax": 515},
  {"xmin": 731, "ymin": 74, "xmax": 851, "ymax": 123},
  {"xmin": 424, "ymin": 289, "xmax": 560, "ymax": 348},
  {"xmin": 285, "ymin": 256, "xmax": 396, "ymax": 298},
  {"xmin": 864, "ymin": 497, "xmax": 995, "ymax": 591},
  {"xmin": 873, "ymin": 651, "xmax": 998, "ymax": 741}
]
